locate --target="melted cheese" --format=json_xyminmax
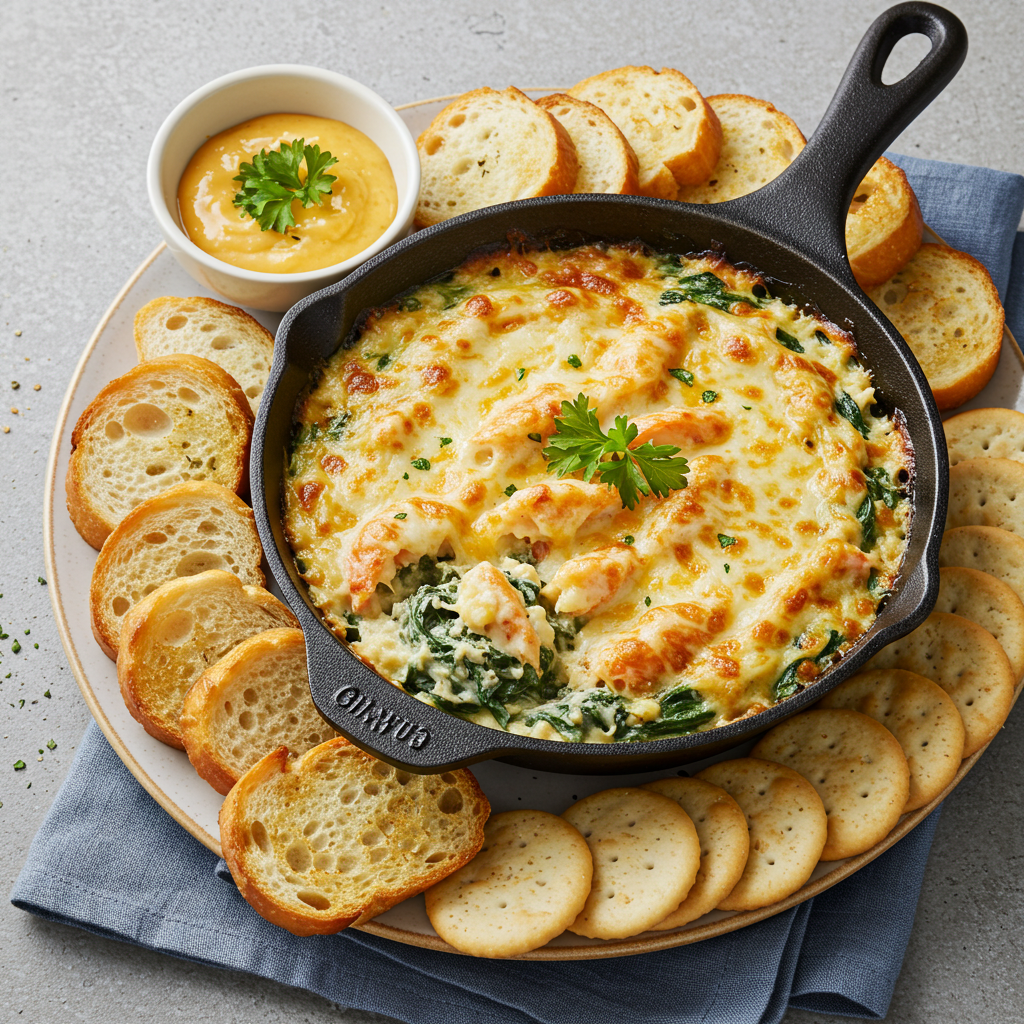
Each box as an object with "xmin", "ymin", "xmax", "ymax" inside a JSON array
[{"xmin": 285, "ymin": 244, "xmax": 911, "ymax": 741}]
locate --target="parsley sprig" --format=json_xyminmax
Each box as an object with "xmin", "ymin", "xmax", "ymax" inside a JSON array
[
  {"xmin": 233, "ymin": 138, "xmax": 338, "ymax": 233},
  {"xmin": 542, "ymin": 394, "xmax": 690, "ymax": 510}
]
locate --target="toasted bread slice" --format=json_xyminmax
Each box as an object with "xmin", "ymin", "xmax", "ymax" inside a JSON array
[
  {"xmin": 676, "ymin": 94, "xmax": 806, "ymax": 204},
  {"xmin": 846, "ymin": 157, "xmax": 923, "ymax": 288},
  {"xmin": 90, "ymin": 481, "xmax": 265, "ymax": 659},
  {"xmin": 134, "ymin": 297, "xmax": 275, "ymax": 414},
  {"xmin": 66, "ymin": 354, "xmax": 254, "ymax": 550},
  {"xmin": 868, "ymin": 243, "xmax": 1004, "ymax": 410},
  {"xmin": 220, "ymin": 739, "xmax": 489, "ymax": 935},
  {"xmin": 118, "ymin": 572, "xmax": 298, "ymax": 749},
  {"xmin": 536, "ymin": 93, "xmax": 639, "ymax": 195},
  {"xmin": 180, "ymin": 627, "xmax": 336, "ymax": 794},
  {"xmin": 414, "ymin": 87, "xmax": 578, "ymax": 228},
  {"xmin": 569, "ymin": 66, "xmax": 721, "ymax": 198}
]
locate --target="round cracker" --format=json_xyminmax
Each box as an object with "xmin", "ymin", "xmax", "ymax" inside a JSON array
[
  {"xmin": 424, "ymin": 809, "xmax": 592, "ymax": 957},
  {"xmin": 817, "ymin": 669, "xmax": 965, "ymax": 812},
  {"xmin": 643, "ymin": 777, "xmax": 749, "ymax": 930},
  {"xmin": 944, "ymin": 407, "xmax": 1024, "ymax": 468},
  {"xmin": 868, "ymin": 611, "xmax": 1014, "ymax": 756},
  {"xmin": 940, "ymin": 525, "xmax": 1024, "ymax": 608},
  {"xmin": 562, "ymin": 787, "xmax": 699, "ymax": 939},
  {"xmin": 935, "ymin": 565, "xmax": 1024, "ymax": 681},
  {"xmin": 752, "ymin": 709, "xmax": 909, "ymax": 860},
  {"xmin": 946, "ymin": 457, "xmax": 1024, "ymax": 535},
  {"xmin": 695, "ymin": 758, "xmax": 826, "ymax": 911}
]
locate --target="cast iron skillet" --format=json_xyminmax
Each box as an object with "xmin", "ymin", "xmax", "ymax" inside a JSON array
[{"xmin": 252, "ymin": 2, "xmax": 964, "ymax": 774}]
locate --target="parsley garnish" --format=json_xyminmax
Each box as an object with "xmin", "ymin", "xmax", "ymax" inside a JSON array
[
  {"xmin": 742, "ymin": 405, "xmax": 752, "ymax": 410},
  {"xmin": 504, "ymin": 483, "xmax": 517, "ymax": 497},
  {"xmin": 233, "ymin": 138, "xmax": 337, "ymax": 233},
  {"xmin": 623, "ymin": 535, "xmax": 635, "ymax": 545},
  {"xmin": 516, "ymin": 368, "xmax": 527, "ymax": 382},
  {"xmin": 669, "ymin": 367, "xmax": 694, "ymax": 387},
  {"xmin": 645, "ymin": 596, "xmax": 652, "ymax": 607},
  {"xmin": 13, "ymin": 760, "xmax": 25, "ymax": 770},
  {"xmin": 402, "ymin": 472, "xmax": 409, "ymax": 480},
  {"xmin": 702, "ymin": 390, "xmax": 718, "ymax": 403},
  {"xmin": 718, "ymin": 534, "xmax": 737, "ymax": 548},
  {"xmin": 376, "ymin": 354, "xmax": 390, "ymax": 370},
  {"xmin": 567, "ymin": 354, "xmax": 582, "ymax": 368},
  {"xmin": 46, "ymin": 739, "xmax": 55, "ymax": 750},
  {"xmin": 527, "ymin": 432, "xmax": 542, "ymax": 443},
  {"xmin": 724, "ymin": 564, "xmax": 730, "ymax": 573},
  {"xmin": 411, "ymin": 458, "xmax": 430, "ymax": 471},
  {"xmin": 11, "ymin": 640, "xmax": 20, "ymax": 654},
  {"xmin": 542, "ymin": 394, "xmax": 690, "ymax": 510},
  {"xmin": 394, "ymin": 512, "xmax": 408, "ymax": 520},
  {"xmin": 439, "ymin": 437, "xmax": 452, "ymax": 447}
]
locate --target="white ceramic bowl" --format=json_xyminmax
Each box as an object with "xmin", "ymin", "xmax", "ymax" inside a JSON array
[{"xmin": 147, "ymin": 65, "xmax": 420, "ymax": 312}]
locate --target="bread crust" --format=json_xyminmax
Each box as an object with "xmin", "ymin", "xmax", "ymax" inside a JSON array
[
  {"xmin": 180, "ymin": 627, "xmax": 332, "ymax": 793},
  {"xmin": 569, "ymin": 66, "xmax": 722, "ymax": 198},
  {"xmin": 117, "ymin": 572, "xmax": 297, "ymax": 748},
  {"xmin": 65, "ymin": 354, "xmax": 254, "ymax": 550},
  {"xmin": 847, "ymin": 158, "xmax": 923, "ymax": 288},
  {"xmin": 220, "ymin": 739, "xmax": 489, "ymax": 936},
  {"xmin": 133, "ymin": 296, "xmax": 275, "ymax": 414},
  {"xmin": 414, "ymin": 87, "xmax": 578, "ymax": 228},
  {"xmin": 536, "ymin": 93, "xmax": 640, "ymax": 195},
  {"xmin": 90, "ymin": 480, "xmax": 264, "ymax": 659}
]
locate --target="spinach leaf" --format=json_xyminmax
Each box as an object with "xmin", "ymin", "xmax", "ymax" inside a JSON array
[
  {"xmin": 659, "ymin": 272, "xmax": 761, "ymax": 313},
  {"xmin": 815, "ymin": 329, "xmax": 832, "ymax": 345},
  {"xmin": 341, "ymin": 611, "xmax": 361, "ymax": 642},
  {"xmin": 772, "ymin": 629, "xmax": 846, "ymax": 701},
  {"xmin": 325, "ymin": 412, "xmax": 349, "ymax": 440},
  {"xmin": 775, "ymin": 328, "xmax": 805, "ymax": 353},
  {"xmin": 864, "ymin": 466, "xmax": 901, "ymax": 509},
  {"xmin": 523, "ymin": 689, "xmax": 630, "ymax": 742},
  {"xmin": 622, "ymin": 687, "xmax": 714, "ymax": 741},
  {"xmin": 835, "ymin": 391, "xmax": 870, "ymax": 438},
  {"xmin": 856, "ymin": 494, "xmax": 877, "ymax": 551},
  {"xmin": 868, "ymin": 568, "xmax": 891, "ymax": 600},
  {"xmin": 397, "ymin": 295, "xmax": 422, "ymax": 312},
  {"xmin": 436, "ymin": 283, "xmax": 473, "ymax": 310}
]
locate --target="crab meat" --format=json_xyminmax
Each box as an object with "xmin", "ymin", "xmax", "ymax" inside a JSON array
[
  {"xmin": 541, "ymin": 544, "xmax": 641, "ymax": 616},
  {"xmin": 454, "ymin": 562, "xmax": 541, "ymax": 670}
]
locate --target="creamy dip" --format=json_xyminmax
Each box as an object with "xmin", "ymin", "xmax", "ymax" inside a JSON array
[{"xmin": 177, "ymin": 113, "xmax": 398, "ymax": 274}]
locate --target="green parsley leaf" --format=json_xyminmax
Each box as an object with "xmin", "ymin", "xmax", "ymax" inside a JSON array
[
  {"xmin": 659, "ymin": 272, "xmax": 761, "ymax": 312},
  {"xmin": 37, "ymin": 577, "xmax": 46, "ymax": 585},
  {"xmin": 702, "ymin": 390, "xmax": 718, "ymax": 404},
  {"xmin": 402, "ymin": 473, "xmax": 409, "ymax": 480},
  {"xmin": 294, "ymin": 557, "xmax": 307, "ymax": 575},
  {"xmin": 668, "ymin": 368, "xmax": 694, "ymax": 387},
  {"xmin": 644, "ymin": 596, "xmax": 652, "ymax": 607},
  {"xmin": 13, "ymin": 760, "xmax": 25, "ymax": 770},
  {"xmin": 567, "ymin": 354, "xmax": 582, "ymax": 369},
  {"xmin": 43, "ymin": 690, "xmax": 50, "ymax": 698},
  {"xmin": 718, "ymin": 534, "xmax": 737, "ymax": 548},
  {"xmin": 394, "ymin": 512, "xmax": 408, "ymax": 520},
  {"xmin": 775, "ymin": 327, "xmax": 805, "ymax": 353},
  {"xmin": 742, "ymin": 405, "xmax": 752, "ymax": 410},
  {"xmin": 516, "ymin": 368, "xmax": 527, "ymax": 382},
  {"xmin": 376, "ymin": 354, "xmax": 390, "ymax": 370},
  {"xmin": 439, "ymin": 437, "xmax": 452, "ymax": 447},
  {"xmin": 542, "ymin": 394, "xmax": 690, "ymax": 510},
  {"xmin": 527, "ymin": 432, "xmax": 542, "ymax": 443},
  {"xmin": 46, "ymin": 739, "xmax": 56, "ymax": 750},
  {"xmin": 724, "ymin": 563, "xmax": 730, "ymax": 573},
  {"xmin": 232, "ymin": 138, "xmax": 338, "ymax": 233},
  {"xmin": 11, "ymin": 640, "xmax": 20, "ymax": 654},
  {"xmin": 623, "ymin": 535, "xmax": 635, "ymax": 545},
  {"xmin": 411, "ymin": 458, "xmax": 430, "ymax": 471},
  {"xmin": 504, "ymin": 483, "xmax": 517, "ymax": 497}
]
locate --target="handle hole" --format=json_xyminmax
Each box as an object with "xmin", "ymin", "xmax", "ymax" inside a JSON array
[{"xmin": 881, "ymin": 33, "xmax": 933, "ymax": 85}]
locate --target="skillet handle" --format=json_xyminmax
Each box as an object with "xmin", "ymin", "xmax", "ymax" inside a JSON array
[
  {"xmin": 301, "ymin": 613, "xmax": 519, "ymax": 773},
  {"xmin": 732, "ymin": 2, "xmax": 967, "ymax": 279}
]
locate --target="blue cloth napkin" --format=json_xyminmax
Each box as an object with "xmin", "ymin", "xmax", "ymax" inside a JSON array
[{"xmin": 13, "ymin": 156, "xmax": 1024, "ymax": 1024}]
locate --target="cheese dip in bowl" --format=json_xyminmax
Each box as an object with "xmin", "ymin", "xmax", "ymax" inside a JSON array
[{"xmin": 148, "ymin": 65, "xmax": 419, "ymax": 311}]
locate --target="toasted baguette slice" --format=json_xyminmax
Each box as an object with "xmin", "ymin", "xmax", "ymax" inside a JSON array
[
  {"xmin": 134, "ymin": 297, "xmax": 274, "ymax": 414},
  {"xmin": 220, "ymin": 739, "xmax": 490, "ymax": 935},
  {"xmin": 868, "ymin": 243, "xmax": 1004, "ymax": 410},
  {"xmin": 569, "ymin": 66, "xmax": 721, "ymax": 198},
  {"xmin": 118, "ymin": 572, "xmax": 298, "ymax": 749},
  {"xmin": 846, "ymin": 157, "xmax": 923, "ymax": 288},
  {"xmin": 536, "ymin": 93, "xmax": 639, "ymax": 195},
  {"xmin": 180, "ymin": 628, "xmax": 336, "ymax": 794},
  {"xmin": 90, "ymin": 481, "xmax": 264, "ymax": 659},
  {"xmin": 415, "ymin": 87, "xmax": 578, "ymax": 228},
  {"xmin": 676, "ymin": 94, "xmax": 806, "ymax": 204},
  {"xmin": 66, "ymin": 354, "xmax": 254, "ymax": 550}
]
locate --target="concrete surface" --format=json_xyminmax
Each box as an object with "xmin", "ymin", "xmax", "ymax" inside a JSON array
[{"xmin": 1, "ymin": 1, "xmax": 1021, "ymax": 1021}]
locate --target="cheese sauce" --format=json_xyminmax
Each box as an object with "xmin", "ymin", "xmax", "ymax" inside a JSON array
[
  {"xmin": 177, "ymin": 113, "xmax": 398, "ymax": 274},
  {"xmin": 284, "ymin": 243, "xmax": 912, "ymax": 743}
]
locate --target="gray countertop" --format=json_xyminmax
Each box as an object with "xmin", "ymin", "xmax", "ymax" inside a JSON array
[{"xmin": 2, "ymin": 2, "xmax": 1022, "ymax": 1021}]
